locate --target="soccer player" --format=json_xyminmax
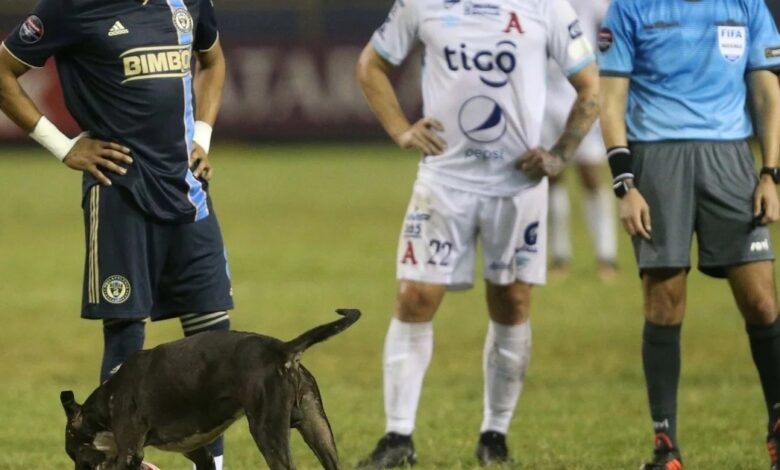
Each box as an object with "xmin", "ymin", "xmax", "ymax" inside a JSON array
[
  {"xmin": 0, "ymin": 1, "xmax": 232, "ymax": 468},
  {"xmin": 542, "ymin": 0, "xmax": 618, "ymax": 280},
  {"xmin": 355, "ymin": 0, "xmax": 599, "ymax": 466},
  {"xmin": 599, "ymin": 0, "xmax": 780, "ymax": 468}
]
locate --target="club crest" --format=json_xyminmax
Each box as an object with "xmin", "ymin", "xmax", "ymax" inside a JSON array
[
  {"xmin": 172, "ymin": 8, "xmax": 193, "ymax": 34},
  {"xmin": 102, "ymin": 275, "xmax": 131, "ymax": 304}
]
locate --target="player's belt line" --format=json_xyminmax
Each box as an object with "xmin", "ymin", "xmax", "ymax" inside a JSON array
[
  {"xmin": 121, "ymin": 73, "xmax": 189, "ymax": 84},
  {"xmin": 119, "ymin": 44, "xmax": 189, "ymax": 57}
]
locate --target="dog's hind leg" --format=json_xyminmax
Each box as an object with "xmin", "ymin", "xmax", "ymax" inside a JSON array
[
  {"xmin": 184, "ymin": 447, "xmax": 216, "ymax": 470},
  {"xmin": 245, "ymin": 387, "xmax": 296, "ymax": 470},
  {"xmin": 294, "ymin": 367, "xmax": 340, "ymax": 470}
]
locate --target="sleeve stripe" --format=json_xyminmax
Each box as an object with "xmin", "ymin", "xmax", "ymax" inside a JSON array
[
  {"xmin": 371, "ymin": 36, "xmax": 402, "ymax": 66},
  {"xmin": 1, "ymin": 42, "xmax": 44, "ymax": 69},
  {"xmin": 197, "ymin": 32, "xmax": 220, "ymax": 53}
]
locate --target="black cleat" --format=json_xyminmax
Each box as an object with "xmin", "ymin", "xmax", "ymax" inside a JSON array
[
  {"xmin": 356, "ymin": 433, "xmax": 417, "ymax": 468},
  {"xmin": 640, "ymin": 433, "xmax": 683, "ymax": 470},
  {"xmin": 476, "ymin": 431, "xmax": 511, "ymax": 466}
]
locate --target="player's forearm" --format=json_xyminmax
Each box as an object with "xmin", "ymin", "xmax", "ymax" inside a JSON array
[
  {"xmin": 356, "ymin": 44, "xmax": 411, "ymax": 143},
  {"xmin": 0, "ymin": 48, "xmax": 41, "ymax": 132},
  {"xmin": 550, "ymin": 63, "xmax": 599, "ymax": 162},
  {"xmin": 194, "ymin": 46, "xmax": 226, "ymax": 126},
  {"xmin": 749, "ymin": 70, "xmax": 780, "ymax": 168},
  {"xmin": 599, "ymin": 76, "xmax": 630, "ymax": 149}
]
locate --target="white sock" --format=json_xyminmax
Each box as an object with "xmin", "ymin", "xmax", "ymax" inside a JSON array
[
  {"xmin": 548, "ymin": 184, "xmax": 572, "ymax": 262},
  {"xmin": 583, "ymin": 188, "xmax": 617, "ymax": 262},
  {"xmin": 481, "ymin": 320, "xmax": 532, "ymax": 434},
  {"xmin": 384, "ymin": 318, "xmax": 433, "ymax": 435},
  {"xmin": 192, "ymin": 455, "xmax": 222, "ymax": 470}
]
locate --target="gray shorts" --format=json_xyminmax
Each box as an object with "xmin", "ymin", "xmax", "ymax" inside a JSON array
[{"xmin": 630, "ymin": 140, "xmax": 774, "ymax": 278}]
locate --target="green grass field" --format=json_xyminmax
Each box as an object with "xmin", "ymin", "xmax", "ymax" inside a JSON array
[{"xmin": 0, "ymin": 143, "xmax": 777, "ymax": 469}]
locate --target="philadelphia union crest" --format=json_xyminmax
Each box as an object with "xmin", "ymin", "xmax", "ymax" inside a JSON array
[
  {"xmin": 102, "ymin": 275, "xmax": 131, "ymax": 304},
  {"xmin": 172, "ymin": 8, "xmax": 194, "ymax": 34}
]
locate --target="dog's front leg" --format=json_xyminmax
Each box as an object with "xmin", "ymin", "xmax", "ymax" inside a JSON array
[{"xmin": 295, "ymin": 367, "xmax": 340, "ymax": 470}]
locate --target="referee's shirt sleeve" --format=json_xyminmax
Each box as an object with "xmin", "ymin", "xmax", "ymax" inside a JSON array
[
  {"xmin": 597, "ymin": 0, "xmax": 635, "ymax": 77},
  {"xmin": 370, "ymin": 0, "xmax": 420, "ymax": 66},
  {"xmin": 747, "ymin": 0, "xmax": 780, "ymax": 71},
  {"xmin": 2, "ymin": 0, "xmax": 79, "ymax": 69},
  {"xmin": 546, "ymin": 0, "xmax": 595, "ymax": 77},
  {"xmin": 195, "ymin": 0, "xmax": 219, "ymax": 52}
]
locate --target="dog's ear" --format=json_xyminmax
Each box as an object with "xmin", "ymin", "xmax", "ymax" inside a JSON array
[{"xmin": 60, "ymin": 390, "xmax": 80, "ymax": 419}]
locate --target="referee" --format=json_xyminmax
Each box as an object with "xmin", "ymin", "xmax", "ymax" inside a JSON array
[{"xmin": 600, "ymin": 0, "xmax": 780, "ymax": 468}]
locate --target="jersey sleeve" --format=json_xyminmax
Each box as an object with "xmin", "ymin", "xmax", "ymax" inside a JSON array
[
  {"xmin": 546, "ymin": 0, "xmax": 596, "ymax": 77},
  {"xmin": 597, "ymin": 0, "xmax": 635, "ymax": 76},
  {"xmin": 2, "ymin": 0, "xmax": 79, "ymax": 69},
  {"xmin": 194, "ymin": 0, "xmax": 219, "ymax": 51},
  {"xmin": 371, "ymin": 0, "xmax": 420, "ymax": 66},
  {"xmin": 747, "ymin": 0, "xmax": 780, "ymax": 71}
]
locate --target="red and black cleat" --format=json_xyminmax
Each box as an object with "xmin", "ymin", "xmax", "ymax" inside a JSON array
[{"xmin": 640, "ymin": 433, "xmax": 683, "ymax": 470}]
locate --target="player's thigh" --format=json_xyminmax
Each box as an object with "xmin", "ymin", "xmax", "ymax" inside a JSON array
[
  {"xmin": 155, "ymin": 197, "xmax": 234, "ymax": 320},
  {"xmin": 480, "ymin": 178, "xmax": 548, "ymax": 286},
  {"xmin": 630, "ymin": 142, "xmax": 696, "ymax": 272},
  {"xmin": 396, "ymin": 180, "xmax": 479, "ymax": 290},
  {"xmin": 82, "ymin": 185, "xmax": 154, "ymax": 320},
  {"xmin": 695, "ymin": 140, "xmax": 775, "ymax": 278}
]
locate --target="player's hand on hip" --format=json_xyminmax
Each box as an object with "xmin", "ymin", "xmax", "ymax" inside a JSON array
[
  {"xmin": 754, "ymin": 176, "xmax": 780, "ymax": 225},
  {"xmin": 620, "ymin": 188, "xmax": 652, "ymax": 240},
  {"xmin": 63, "ymin": 137, "xmax": 132, "ymax": 186},
  {"xmin": 191, "ymin": 144, "xmax": 213, "ymax": 181},
  {"xmin": 396, "ymin": 117, "xmax": 447, "ymax": 156},
  {"xmin": 516, "ymin": 147, "xmax": 564, "ymax": 179}
]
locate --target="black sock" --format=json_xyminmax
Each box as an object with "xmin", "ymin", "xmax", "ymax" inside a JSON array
[
  {"xmin": 642, "ymin": 321, "xmax": 681, "ymax": 447},
  {"xmin": 746, "ymin": 318, "xmax": 780, "ymax": 425},
  {"xmin": 181, "ymin": 312, "xmax": 231, "ymax": 458},
  {"xmin": 101, "ymin": 319, "xmax": 145, "ymax": 383}
]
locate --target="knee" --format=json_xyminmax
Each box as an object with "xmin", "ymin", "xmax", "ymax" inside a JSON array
[
  {"xmin": 578, "ymin": 165, "xmax": 601, "ymax": 191},
  {"xmin": 742, "ymin": 294, "xmax": 778, "ymax": 326},
  {"xmin": 488, "ymin": 283, "xmax": 531, "ymax": 325},
  {"xmin": 643, "ymin": 277, "xmax": 686, "ymax": 325},
  {"xmin": 395, "ymin": 282, "xmax": 444, "ymax": 322}
]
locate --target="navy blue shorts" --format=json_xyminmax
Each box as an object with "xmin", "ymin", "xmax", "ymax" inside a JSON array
[{"xmin": 81, "ymin": 185, "xmax": 234, "ymax": 321}]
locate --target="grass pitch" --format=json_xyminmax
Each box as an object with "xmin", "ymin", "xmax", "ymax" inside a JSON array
[{"xmin": 0, "ymin": 143, "xmax": 776, "ymax": 469}]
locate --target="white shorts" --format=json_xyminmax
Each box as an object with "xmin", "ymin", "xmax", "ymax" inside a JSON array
[
  {"xmin": 541, "ymin": 81, "xmax": 605, "ymax": 165},
  {"xmin": 396, "ymin": 179, "xmax": 548, "ymax": 289}
]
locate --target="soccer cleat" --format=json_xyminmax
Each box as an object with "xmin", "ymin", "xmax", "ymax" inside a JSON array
[
  {"xmin": 356, "ymin": 433, "xmax": 417, "ymax": 468},
  {"xmin": 640, "ymin": 433, "xmax": 683, "ymax": 470},
  {"xmin": 767, "ymin": 404, "xmax": 780, "ymax": 469},
  {"xmin": 597, "ymin": 260, "xmax": 620, "ymax": 282},
  {"xmin": 476, "ymin": 431, "xmax": 511, "ymax": 466},
  {"xmin": 548, "ymin": 258, "xmax": 572, "ymax": 280}
]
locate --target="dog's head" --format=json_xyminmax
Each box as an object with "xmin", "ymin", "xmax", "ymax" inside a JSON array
[{"xmin": 61, "ymin": 391, "xmax": 116, "ymax": 470}]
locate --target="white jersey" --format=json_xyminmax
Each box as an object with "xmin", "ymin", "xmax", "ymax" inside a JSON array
[
  {"xmin": 544, "ymin": 0, "xmax": 608, "ymax": 151},
  {"xmin": 373, "ymin": 0, "xmax": 595, "ymax": 196}
]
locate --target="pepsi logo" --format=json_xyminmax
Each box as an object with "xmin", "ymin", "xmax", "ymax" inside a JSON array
[{"xmin": 458, "ymin": 96, "xmax": 507, "ymax": 143}]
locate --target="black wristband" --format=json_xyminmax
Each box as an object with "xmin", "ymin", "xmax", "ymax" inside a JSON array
[{"xmin": 607, "ymin": 146, "xmax": 634, "ymax": 182}]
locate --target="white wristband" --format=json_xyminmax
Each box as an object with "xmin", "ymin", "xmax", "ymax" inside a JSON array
[
  {"xmin": 193, "ymin": 121, "xmax": 213, "ymax": 154},
  {"xmin": 29, "ymin": 116, "xmax": 77, "ymax": 162}
]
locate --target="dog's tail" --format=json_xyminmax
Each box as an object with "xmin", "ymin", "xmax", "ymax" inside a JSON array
[{"xmin": 284, "ymin": 308, "xmax": 361, "ymax": 357}]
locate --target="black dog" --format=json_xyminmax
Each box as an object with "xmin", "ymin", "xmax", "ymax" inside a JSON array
[{"xmin": 60, "ymin": 308, "xmax": 361, "ymax": 470}]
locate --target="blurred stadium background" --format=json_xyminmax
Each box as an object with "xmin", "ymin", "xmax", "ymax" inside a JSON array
[{"xmin": 0, "ymin": 1, "xmax": 777, "ymax": 468}]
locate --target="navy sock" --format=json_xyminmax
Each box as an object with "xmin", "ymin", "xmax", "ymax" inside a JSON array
[
  {"xmin": 101, "ymin": 319, "xmax": 145, "ymax": 383},
  {"xmin": 642, "ymin": 321, "xmax": 681, "ymax": 447},
  {"xmin": 181, "ymin": 312, "xmax": 230, "ymax": 458},
  {"xmin": 746, "ymin": 318, "xmax": 780, "ymax": 424}
]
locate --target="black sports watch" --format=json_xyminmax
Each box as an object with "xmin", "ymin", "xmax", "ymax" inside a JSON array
[
  {"xmin": 760, "ymin": 167, "xmax": 780, "ymax": 184},
  {"xmin": 613, "ymin": 177, "xmax": 636, "ymax": 198}
]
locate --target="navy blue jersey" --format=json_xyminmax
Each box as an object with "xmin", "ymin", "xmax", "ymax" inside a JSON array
[{"xmin": 3, "ymin": 0, "xmax": 219, "ymax": 222}]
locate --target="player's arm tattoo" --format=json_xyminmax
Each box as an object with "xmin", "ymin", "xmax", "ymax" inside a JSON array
[{"xmin": 550, "ymin": 62, "xmax": 600, "ymax": 163}]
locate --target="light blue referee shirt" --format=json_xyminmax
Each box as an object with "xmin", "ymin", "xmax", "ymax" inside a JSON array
[{"xmin": 599, "ymin": 0, "xmax": 780, "ymax": 142}]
